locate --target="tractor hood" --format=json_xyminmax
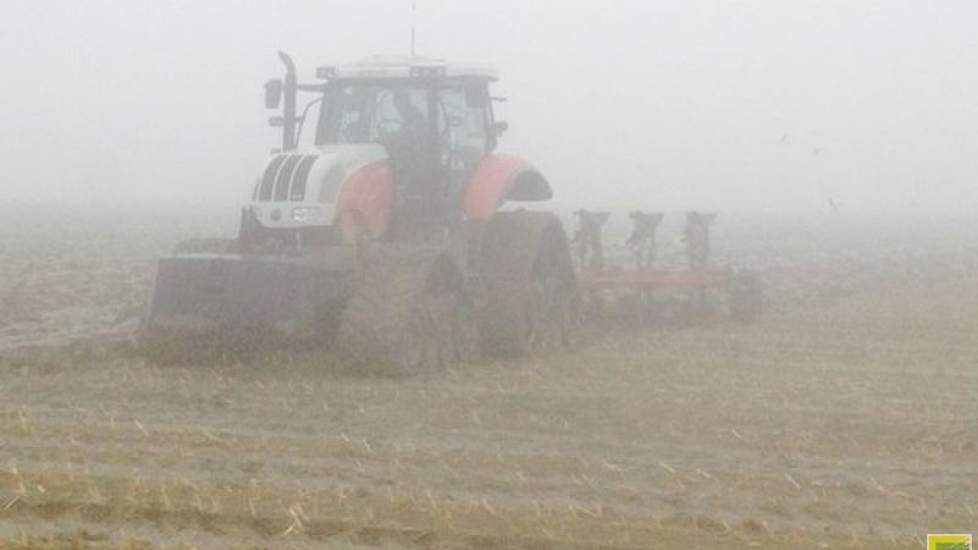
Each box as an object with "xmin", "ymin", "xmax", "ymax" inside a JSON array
[{"xmin": 249, "ymin": 144, "xmax": 389, "ymax": 228}]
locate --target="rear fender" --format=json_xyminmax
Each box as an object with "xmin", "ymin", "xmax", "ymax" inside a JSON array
[
  {"xmin": 335, "ymin": 160, "xmax": 394, "ymax": 241},
  {"xmin": 463, "ymin": 155, "xmax": 553, "ymax": 221}
]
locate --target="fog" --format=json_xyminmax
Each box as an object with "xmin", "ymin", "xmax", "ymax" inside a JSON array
[
  {"xmin": 4, "ymin": 4, "xmax": 978, "ymax": 547},
  {"xmin": 2, "ymin": 0, "xmax": 977, "ymax": 212}
]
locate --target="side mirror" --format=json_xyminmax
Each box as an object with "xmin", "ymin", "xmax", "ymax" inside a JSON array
[{"xmin": 264, "ymin": 79, "xmax": 283, "ymax": 109}]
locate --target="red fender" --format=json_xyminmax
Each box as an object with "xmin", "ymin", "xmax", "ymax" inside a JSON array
[
  {"xmin": 463, "ymin": 154, "xmax": 553, "ymax": 221},
  {"xmin": 335, "ymin": 160, "xmax": 394, "ymax": 240}
]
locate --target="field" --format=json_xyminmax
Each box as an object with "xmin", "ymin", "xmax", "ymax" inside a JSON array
[{"xmin": 1, "ymin": 207, "xmax": 976, "ymax": 549}]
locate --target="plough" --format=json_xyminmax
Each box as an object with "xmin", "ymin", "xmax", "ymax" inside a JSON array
[{"xmin": 572, "ymin": 210, "xmax": 763, "ymax": 323}]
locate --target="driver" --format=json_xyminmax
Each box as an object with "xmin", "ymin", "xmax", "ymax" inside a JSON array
[
  {"xmin": 384, "ymin": 91, "xmax": 436, "ymax": 226},
  {"xmin": 392, "ymin": 91, "xmax": 429, "ymax": 145}
]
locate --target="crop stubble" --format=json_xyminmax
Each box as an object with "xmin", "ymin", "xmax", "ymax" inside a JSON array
[{"xmin": 0, "ymin": 208, "xmax": 976, "ymax": 548}]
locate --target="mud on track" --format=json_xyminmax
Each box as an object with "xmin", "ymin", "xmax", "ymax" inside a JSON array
[{"xmin": 0, "ymin": 208, "xmax": 976, "ymax": 548}]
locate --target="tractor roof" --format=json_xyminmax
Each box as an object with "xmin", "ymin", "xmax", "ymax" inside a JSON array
[{"xmin": 317, "ymin": 55, "xmax": 498, "ymax": 82}]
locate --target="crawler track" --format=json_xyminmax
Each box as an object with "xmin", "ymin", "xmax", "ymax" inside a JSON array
[
  {"xmin": 334, "ymin": 247, "xmax": 470, "ymax": 376},
  {"xmin": 479, "ymin": 211, "xmax": 578, "ymax": 356}
]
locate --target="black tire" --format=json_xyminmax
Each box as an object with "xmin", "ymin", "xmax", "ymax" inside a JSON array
[
  {"xmin": 334, "ymin": 247, "xmax": 473, "ymax": 376},
  {"xmin": 479, "ymin": 211, "xmax": 578, "ymax": 357}
]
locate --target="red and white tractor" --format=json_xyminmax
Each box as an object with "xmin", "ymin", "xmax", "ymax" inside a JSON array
[{"xmin": 140, "ymin": 52, "xmax": 578, "ymax": 373}]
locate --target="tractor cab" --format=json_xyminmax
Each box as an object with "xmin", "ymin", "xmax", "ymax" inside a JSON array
[
  {"xmin": 252, "ymin": 54, "xmax": 519, "ymax": 244},
  {"xmin": 315, "ymin": 58, "xmax": 505, "ymax": 167},
  {"xmin": 314, "ymin": 57, "xmax": 505, "ymax": 227}
]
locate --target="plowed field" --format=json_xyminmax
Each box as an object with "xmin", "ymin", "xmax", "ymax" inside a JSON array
[{"xmin": 1, "ymin": 208, "xmax": 975, "ymax": 549}]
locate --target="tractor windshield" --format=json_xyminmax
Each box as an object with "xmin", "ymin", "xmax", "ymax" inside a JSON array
[{"xmin": 315, "ymin": 81, "xmax": 431, "ymax": 146}]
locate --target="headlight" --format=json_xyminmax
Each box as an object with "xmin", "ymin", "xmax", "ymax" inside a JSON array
[{"xmin": 291, "ymin": 206, "xmax": 322, "ymax": 222}]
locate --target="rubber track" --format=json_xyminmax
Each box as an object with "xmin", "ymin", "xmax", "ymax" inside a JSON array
[
  {"xmin": 478, "ymin": 211, "xmax": 577, "ymax": 357},
  {"xmin": 334, "ymin": 246, "xmax": 458, "ymax": 376}
]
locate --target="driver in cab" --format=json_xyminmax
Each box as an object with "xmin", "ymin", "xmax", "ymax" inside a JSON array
[{"xmin": 382, "ymin": 91, "xmax": 436, "ymax": 219}]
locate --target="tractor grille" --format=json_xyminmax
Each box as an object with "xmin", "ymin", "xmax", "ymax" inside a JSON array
[
  {"xmin": 258, "ymin": 154, "xmax": 319, "ymax": 202},
  {"xmin": 258, "ymin": 156, "xmax": 286, "ymax": 200},
  {"xmin": 290, "ymin": 155, "xmax": 318, "ymax": 201}
]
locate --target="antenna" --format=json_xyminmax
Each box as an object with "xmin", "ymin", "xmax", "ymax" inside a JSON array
[{"xmin": 411, "ymin": 1, "xmax": 417, "ymax": 56}]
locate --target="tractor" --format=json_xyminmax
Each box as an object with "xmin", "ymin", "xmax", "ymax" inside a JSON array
[{"xmin": 139, "ymin": 53, "xmax": 578, "ymax": 373}]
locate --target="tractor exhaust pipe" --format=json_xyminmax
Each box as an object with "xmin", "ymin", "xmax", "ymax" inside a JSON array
[
  {"xmin": 278, "ymin": 51, "xmax": 299, "ymax": 152},
  {"xmin": 264, "ymin": 51, "xmax": 299, "ymax": 152}
]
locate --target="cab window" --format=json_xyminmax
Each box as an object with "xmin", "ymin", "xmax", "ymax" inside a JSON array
[{"xmin": 438, "ymin": 85, "xmax": 489, "ymax": 156}]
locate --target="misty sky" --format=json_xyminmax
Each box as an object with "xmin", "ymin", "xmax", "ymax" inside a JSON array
[{"xmin": 2, "ymin": 0, "xmax": 976, "ymax": 211}]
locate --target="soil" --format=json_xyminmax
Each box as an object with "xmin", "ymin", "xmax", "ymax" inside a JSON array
[{"xmin": 0, "ymin": 207, "xmax": 976, "ymax": 549}]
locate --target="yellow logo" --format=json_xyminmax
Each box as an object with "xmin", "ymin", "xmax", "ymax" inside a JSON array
[{"xmin": 928, "ymin": 534, "xmax": 972, "ymax": 550}]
